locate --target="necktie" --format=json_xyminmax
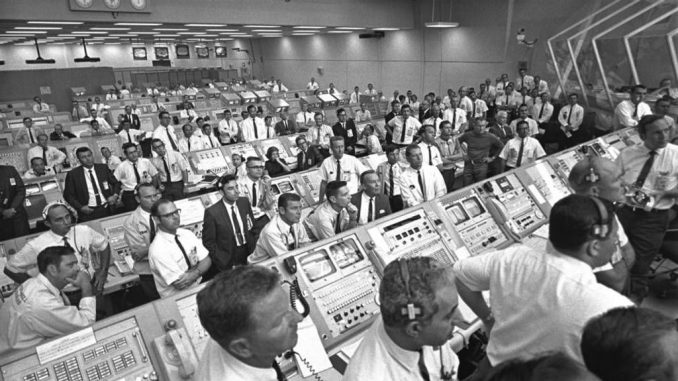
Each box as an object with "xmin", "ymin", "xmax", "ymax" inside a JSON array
[
  {"xmin": 63, "ymin": 236, "xmax": 72, "ymax": 249},
  {"xmin": 522, "ymin": 94, "xmax": 526, "ymax": 105},
  {"xmin": 516, "ymin": 138, "xmax": 525, "ymax": 167},
  {"xmin": 187, "ymin": 138, "xmax": 191, "ymax": 151},
  {"xmin": 400, "ymin": 118, "xmax": 407, "ymax": 142},
  {"xmin": 389, "ymin": 165, "xmax": 395, "ymax": 196},
  {"xmin": 166, "ymin": 127, "xmax": 179, "ymax": 151},
  {"xmin": 472, "ymin": 101, "xmax": 476, "ymax": 118},
  {"xmin": 633, "ymin": 103, "xmax": 639, "ymax": 118},
  {"xmin": 334, "ymin": 212, "xmax": 342, "ymax": 234},
  {"xmin": 284, "ymin": 120, "xmax": 287, "ymax": 132},
  {"xmin": 89, "ymin": 169, "xmax": 102, "ymax": 206},
  {"xmin": 289, "ymin": 226, "xmax": 297, "ymax": 249},
  {"xmin": 127, "ymin": 130, "xmax": 132, "ymax": 143},
  {"xmin": 304, "ymin": 113, "xmax": 307, "ymax": 124},
  {"xmin": 162, "ymin": 156, "xmax": 171, "ymax": 182},
  {"xmin": 418, "ymin": 349, "xmax": 431, "ymax": 381},
  {"xmin": 27, "ymin": 127, "xmax": 35, "ymax": 143},
  {"xmin": 301, "ymin": 151, "xmax": 306, "ymax": 169},
  {"xmin": 428, "ymin": 145, "xmax": 433, "ymax": 165},
  {"xmin": 149, "ymin": 216, "xmax": 156, "ymax": 242},
  {"xmin": 452, "ymin": 108, "xmax": 457, "ymax": 129},
  {"xmin": 567, "ymin": 106, "xmax": 573, "ymax": 125},
  {"xmin": 210, "ymin": 136, "xmax": 215, "ymax": 148},
  {"xmin": 336, "ymin": 159, "xmax": 342, "ymax": 182},
  {"xmin": 42, "ymin": 147, "xmax": 47, "ymax": 165},
  {"xmin": 174, "ymin": 235, "xmax": 192, "ymax": 268},
  {"xmin": 417, "ymin": 170, "xmax": 425, "ymax": 199},
  {"xmin": 272, "ymin": 360, "xmax": 286, "ymax": 381},
  {"xmin": 133, "ymin": 162, "xmax": 141, "ymax": 184},
  {"xmin": 367, "ymin": 197, "xmax": 374, "ymax": 222},
  {"xmin": 253, "ymin": 118, "xmax": 259, "ymax": 139},
  {"xmin": 635, "ymin": 150, "xmax": 657, "ymax": 188},
  {"xmin": 539, "ymin": 103, "xmax": 545, "ymax": 119},
  {"xmin": 252, "ymin": 183, "xmax": 258, "ymax": 207},
  {"xmin": 232, "ymin": 206, "xmax": 244, "ymax": 246},
  {"xmin": 505, "ymin": 93, "xmax": 509, "ymax": 105},
  {"xmin": 75, "ymin": 108, "xmax": 81, "ymax": 120}
]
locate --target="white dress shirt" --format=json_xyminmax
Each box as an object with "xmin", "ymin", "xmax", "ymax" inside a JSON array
[
  {"xmin": 241, "ymin": 117, "xmax": 267, "ymax": 142},
  {"xmin": 364, "ymin": 89, "xmax": 378, "ymax": 95},
  {"xmin": 6, "ymin": 226, "xmax": 108, "ymax": 277},
  {"xmin": 418, "ymin": 142, "xmax": 443, "ymax": 167},
  {"xmin": 118, "ymin": 128, "xmax": 144, "ymax": 145},
  {"xmin": 423, "ymin": 117, "xmax": 444, "ymax": 136},
  {"xmin": 307, "ymin": 81, "xmax": 320, "ymax": 90},
  {"xmin": 200, "ymin": 134, "xmax": 221, "ymax": 149},
  {"xmin": 80, "ymin": 116, "xmax": 112, "ymax": 131},
  {"xmin": 319, "ymin": 154, "xmax": 368, "ymax": 195},
  {"xmin": 558, "ymin": 104, "xmax": 585, "ymax": 131},
  {"xmin": 152, "ymin": 151, "xmax": 188, "ymax": 183},
  {"xmin": 306, "ymin": 124, "xmax": 335, "ymax": 149},
  {"xmin": 616, "ymin": 143, "xmax": 678, "ymax": 210},
  {"xmin": 237, "ymin": 177, "xmax": 268, "ymax": 219},
  {"xmin": 123, "ymin": 207, "xmax": 154, "ymax": 275},
  {"xmin": 468, "ymin": 99, "xmax": 489, "ymax": 119},
  {"xmin": 180, "ymin": 109, "xmax": 198, "ymax": 120},
  {"xmin": 515, "ymin": 75, "xmax": 534, "ymax": 90},
  {"xmin": 442, "ymin": 108, "xmax": 467, "ymax": 133},
  {"xmin": 398, "ymin": 165, "xmax": 447, "ymax": 207},
  {"xmin": 508, "ymin": 117, "xmax": 540, "ymax": 136},
  {"xmin": 32, "ymin": 102, "xmax": 50, "ymax": 114},
  {"xmin": 343, "ymin": 318, "xmax": 459, "ymax": 381},
  {"xmin": 218, "ymin": 119, "xmax": 239, "ymax": 143},
  {"xmin": 252, "ymin": 215, "xmax": 310, "ymax": 260},
  {"xmin": 459, "ymin": 96, "xmax": 474, "ymax": 114},
  {"xmin": 377, "ymin": 162, "xmax": 405, "ymax": 197},
  {"xmin": 349, "ymin": 92, "xmax": 360, "ymax": 104},
  {"xmin": 498, "ymin": 136, "xmax": 546, "ymax": 168},
  {"xmin": 452, "ymin": 244, "xmax": 633, "ymax": 365},
  {"xmin": 195, "ymin": 339, "xmax": 278, "ymax": 381},
  {"xmin": 614, "ymin": 100, "xmax": 652, "ymax": 128},
  {"xmin": 531, "ymin": 102, "xmax": 554, "ymax": 124},
  {"xmin": 355, "ymin": 109, "xmax": 372, "ymax": 122},
  {"xmin": 27, "ymin": 145, "xmax": 67, "ymax": 168},
  {"xmin": 23, "ymin": 167, "xmax": 55, "ymax": 179},
  {"xmin": 0, "ymin": 274, "xmax": 96, "ymax": 353},
  {"xmin": 83, "ymin": 166, "xmax": 105, "ymax": 207},
  {"xmin": 114, "ymin": 158, "xmax": 158, "ymax": 191},
  {"xmin": 153, "ymin": 125, "xmax": 181, "ymax": 152},
  {"xmin": 178, "ymin": 135, "xmax": 203, "ymax": 153},
  {"xmin": 303, "ymin": 201, "xmax": 351, "ymax": 241},
  {"xmin": 148, "ymin": 228, "xmax": 208, "ymax": 298},
  {"xmin": 357, "ymin": 192, "xmax": 377, "ymax": 225},
  {"xmin": 296, "ymin": 111, "xmax": 315, "ymax": 126},
  {"xmin": 388, "ymin": 116, "xmax": 422, "ymax": 145},
  {"xmin": 103, "ymin": 155, "xmax": 122, "ymax": 171},
  {"xmin": 271, "ymin": 83, "xmax": 288, "ymax": 93}
]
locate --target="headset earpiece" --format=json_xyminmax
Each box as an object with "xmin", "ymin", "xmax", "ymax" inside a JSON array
[
  {"xmin": 41, "ymin": 200, "xmax": 78, "ymax": 222},
  {"xmin": 398, "ymin": 259, "xmax": 422, "ymax": 320},
  {"xmin": 589, "ymin": 196, "xmax": 610, "ymax": 239}
]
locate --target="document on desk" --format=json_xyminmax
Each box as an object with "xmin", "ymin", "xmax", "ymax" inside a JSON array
[{"xmin": 293, "ymin": 318, "xmax": 333, "ymax": 378}]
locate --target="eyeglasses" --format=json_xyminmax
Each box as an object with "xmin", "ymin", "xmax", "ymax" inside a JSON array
[
  {"xmin": 247, "ymin": 165, "xmax": 265, "ymax": 169},
  {"xmin": 159, "ymin": 209, "xmax": 181, "ymax": 218}
]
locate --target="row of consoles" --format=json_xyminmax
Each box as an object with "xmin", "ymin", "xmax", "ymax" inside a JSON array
[{"xmin": 0, "ymin": 128, "xmax": 639, "ymax": 380}]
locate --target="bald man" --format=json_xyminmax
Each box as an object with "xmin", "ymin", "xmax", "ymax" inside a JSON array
[{"xmin": 568, "ymin": 157, "xmax": 635, "ymax": 293}]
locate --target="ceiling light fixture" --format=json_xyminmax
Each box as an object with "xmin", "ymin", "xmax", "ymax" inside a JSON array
[
  {"xmin": 243, "ymin": 25, "xmax": 280, "ymax": 28},
  {"xmin": 115, "ymin": 22, "xmax": 162, "ymax": 26},
  {"xmin": 337, "ymin": 27, "xmax": 366, "ymax": 30},
  {"xmin": 74, "ymin": 37, "xmax": 101, "ymax": 62},
  {"xmin": 26, "ymin": 38, "xmax": 55, "ymax": 64},
  {"xmin": 15, "ymin": 27, "xmax": 62, "ymax": 30},
  {"xmin": 7, "ymin": 31, "xmax": 47, "ymax": 34},
  {"xmin": 155, "ymin": 34, "xmax": 180, "ymax": 37},
  {"xmin": 373, "ymin": 28, "xmax": 399, "ymax": 31},
  {"xmin": 185, "ymin": 23, "xmax": 226, "ymax": 27},
  {"xmin": 153, "ymin": 28, "xmax": 188, "ymax": 31},
  {"xmin": 178, "ymin": 32, "xmax": 200, "ymax": 35},
  {"xmin": 425, "ymin": 0, "xmax": 459, "ymax": 28},
  {"xmin": 206, "ymin": 29, "xmax": 238, "ymax": 32},
  {"xmin": 73, "ymin": 31, "xmax": 108, "ymax": 34},
  {"xmin": 294, "ymin": 26, "xmax": 326, "ymax": 29},
  {"xmin": 91, "ymin": 27, "xmax": 131, "ymax": 31},
  {"xmin": 28, "ymin": 21, "xmax": 83, "ymax": 25},
  {"xmin": 251, "ymin": 29, "xmax": 282, "ymax": 32},
  {"xmin": 291, "ymin": 33, "xmax": 314, "ymax": 36}
]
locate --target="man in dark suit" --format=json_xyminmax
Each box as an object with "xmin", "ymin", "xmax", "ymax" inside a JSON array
[
  {"xmin": 350, "ymin": 170, "xmax": 392, "ymax": 225},
  {"xmin": 63, "ymin": 147, "xmax": 121, "ymax": 222},
  {"xmin": 488, "ymin": 110, "xmax": 513, "ymax": 144},
  {"xmin": 332, "ymin": 108, "xmax": 359, "ymax": 154},
  {"xmin": 384, "ymin": 100, "xmax": 401, "ymax": 144},
  {"xmin": 0, "ymin": 165, "xmax": 29, "ymax": 240},
  {"xmin": 295, "ymin": 135, "xmax": 322, "ymax": 171},
  {"xmin": 202, "ymin": 174, "xmax": 255, "ymax": 278},
  {"xmin": 117, "ymin": 105, "xmax": 141, "ymax": 132},
  {"xmin": 274, "ymin": 111, "xmax": 298, "ymax": 136}
]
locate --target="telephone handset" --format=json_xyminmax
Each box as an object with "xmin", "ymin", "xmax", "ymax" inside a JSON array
[
  {"xmin": 282, "ymin": 256, "xmax": 310, "ymax": 318},
  {"xmin": 152, "ymin": 320, "xmax": 199, "ymax": 380},
  {"xmin": 481, "ymin": 182, "xmax": 521, "ymax": 242}
]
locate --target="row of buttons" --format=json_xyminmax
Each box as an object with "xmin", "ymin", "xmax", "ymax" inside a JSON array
[
  {"xmin": 54, "ymin": 357, "xmax": 82, "ymax": 381},
  {"xmin": 112, "ymin": 350, "xmax": 136, "ymax": 373},
  {"xmin": 22, "ymin": 367, "xmax": 49, "ymax": 381},
  {"xmin": 82, "ymin": 337, "xmax": 127, "ymax": 363},
  {"xmin": 85, "ymin": 362, "xmax": 112, "ymax": 381}
]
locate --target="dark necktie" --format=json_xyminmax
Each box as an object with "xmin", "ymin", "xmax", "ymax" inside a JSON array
[
  {"xmin": 163, "ymin": 156, "xmax": 171, "ymax": 182},
  {"xmin": 417, "ymin": 170, "xmax": 425, "ymax": 198},
  {"xmin": 633, "ymin": 103, "xmax": 639, "ymax": 118},
  {"xmin": 210, "ymin": 136, "xmax": 215, "ymax": 148},
  {"xmin": 289, "ymin": 226, "xmax": 297, "ymax": 249},
  {"xmin": 522, "ymin": 94, "xmax": 526, "ymax": 105},
  {"xmin": 472, "ymin": 101, "xmax": 476, "ymax": 118},
  {"xmin": 334, "ymin": 212, "xmax": 342, "ymax": 233},
  {"xmin": 367, "ymin": 197, "xmax": 374, "ymax": 222},
  {"xmin": 252, "ymin": 183, "xmax": 257, "ymax": 207},
  {"xmin": 567, "ymin": 106, "xmax": 573, "ymax": 125},
  {"xmin": 389, "ymin": 165, "xmax": 395, "ymax": 196},
  {"xmin": 272, "ymin": 360, "xmax": 286, "ymax": 381},
  {"xmin": 27, "ymin": 127, "xmax": 35, "ymax": 144},
  {"xmin": 284, "ymin": 120, "xmax": 288, "ymax": 133},
  {"xmin": 418, "ymin": 349, "xmax": 431, "ymax": 381},
  {"xmin": 400, "ymin": 118, "xmax": 407, "ymax": 142},
  {"xmin": 42, "ymin": 147, "xmax": 47, "ymax": 165},
  {"xmin": 516, "ymin": 138, "xmax": 525, "ymax": 167},
  {"xmin": 539, "ymin": 103, "xmax": 545, "ymax": 119},
  {"xmin": 187, "ymin": 138, "xmax": 191, "ymax": 151},
  {"xmin": 89, "ymin": 169, "xmax": 102, "ymax": 206},
  {"xmin": 428, "ymin": 145, "xmax": 433, "ymax": 166},
  {"xmin": 253, "ymin": 118, "xmax": 259, "ymax": 139},
  {"xmin": 166, "ymin": 127, "xmax": 178, "ymax": 151},
  {"xmin": 635, "ymin": 150, "xmax": 657, "ymax": 188},
  {"xmin": 149, "ymin": 216, "xmax": 156, "ymax": 242},
  {"xmin": 63, "ymin": 236, "xmax": 72, "ymax": 249},
  {"xmin": 232, "ymin": 206, "xmax": 244, "ymax": 246},
  {"xmin": 505, "ymin": 93, "xmax": 509, "ymax": 105},
  {"xmin": 127, "ymin": 130, "xmax": 132, "ymax": 143},
  {"xmin": 133, "ymin": 162, "xmax": 141, "ymax": 184},
  {"xmin": 336, "ymin": 159, "xmax": 341, "ymax": 182},
  {"xmin": 301, "ymin": 151, "xmax": 307, "ymax": 169},
  {"xmin": 174, "ymin": 235, "xmax": 192, "ymax": 267},
  {"xmin": 452, "ymin": 108, "xmax": 457, "ymax": 129}
]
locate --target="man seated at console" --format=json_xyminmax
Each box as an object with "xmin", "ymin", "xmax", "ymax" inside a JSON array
[
  {"xmin": 0, "ymin": 246, "xmax": 97, "ymax": 353},
  {"xmin": 304, "ymin": 180, "xmax": 358, "ymax": 241},
  {"xmin": 344, "ymin": 257, "xmax": 461, "ymax": 380},
  {"xmin": 23, "ymin": 157, "xmax": 55, "ymax": 179},
  {"xmin": 251, "ymin": 193, "xmax": 311, "ymax": 261},
  {"xmin": 453, "ymin": 194, "xmax": 633, "ymax": 377},
  {"xmin": 351, "ymin": 170, "xmax": 391, "ymax": 225},
  {"xmin": 195, "ymin": 266, "xmax": 303, "ymax": 381},
  {"xmin": 581, "ymin": 307, "xmax": 678, "ymax": 381}
]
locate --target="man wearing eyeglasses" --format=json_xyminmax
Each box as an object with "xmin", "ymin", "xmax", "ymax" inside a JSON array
[
  {"xmin": 148, "ymin": 198, "xmax": 212, "ymax": 299},
  {"xmin": 152, "ymin": 111, "xmax": 181, "ymax": 153}
]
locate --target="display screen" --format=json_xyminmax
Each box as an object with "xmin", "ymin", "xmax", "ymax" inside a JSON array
[
  {"xmin": 299, "ymin": 251, "xmax": 337, "ymax": 282},
  {"xmin": 462, "ymin": 197, "xmax": 485, "ymax": 218},
  {"xmin": 329, "ymin": 239, "xmax": 363, "ymax": 269},
  {"xmin": 447, "ymin": 203, "xmax": 470, "ymax": 225}
]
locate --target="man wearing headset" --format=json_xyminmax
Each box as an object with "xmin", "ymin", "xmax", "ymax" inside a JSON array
[
  {"xmin": 344, "ymin": 257, "xmax": 461, "ymax": 381},
  {"xmin": 4, "ymin": 202, "xmax": 111, "ymax": 298},
  {"xmin": 453, "ymin": 195, "xmax": 633, "ymax": 377}
]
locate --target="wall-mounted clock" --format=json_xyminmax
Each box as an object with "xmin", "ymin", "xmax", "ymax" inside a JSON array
[
  {"xmin": 130, "ymin": 0, "xmax": 148, "ymax": 10},
  {"xmin": 104, "ymin": 0, "xmax": 121, "ymax": 9},
  {"xmin": 74, "ymin": 0, "xmax": 93, "ymax": 8}
]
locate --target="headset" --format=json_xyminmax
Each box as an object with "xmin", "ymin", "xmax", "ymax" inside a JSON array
[
  {"xmin": 42, "ymin": 200, "xmax": 78, "ymax": 222},
  {"xmin": 581, "ymin": 156, "xmax": 602, "ymax": 184},
  {"xmin": 589, "ymin": 196, "xmax": 611, "ymax": 240},
  {"xmin": 398, "ymin": 258, "xmax": 422, "ymax": 320}
]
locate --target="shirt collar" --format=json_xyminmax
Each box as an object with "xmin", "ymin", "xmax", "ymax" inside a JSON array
[
  {"xmin": 545, "ymin": 244, "xmax": 597, "ymax": 277},
  {"xmin": 641, "ymin": 144, "xmax": 665, "ymax": 155},
  {"xmin": 361, "ymin": 192, "xmax": 374, "ymax": 203},
  {"xmin": 376, "ymin": 319, "xmax": 420, "ymax": 370},
  {"xmin": 36, "ymin": 273, "xmax": 61, "ymax": 298},
  {"xmin": 214, "ymin": 341, "xmax": 278, "ymax": 379},
  {"xmin": 275, "ymin": 215, "xmax": 293, "ymax": 231}
]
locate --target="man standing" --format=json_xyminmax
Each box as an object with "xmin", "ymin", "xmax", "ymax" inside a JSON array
[
  {"xmin": 364, "ymin": 83, "xmax": 378, "ymax": 96},
  {"xmin": 274, "ymin": 112, "xmax": 297, "ymax": 136},
  {"xmin": 203, "ymin": 174, "xmax": 255, "ymax": 273},
  {"xmin": 27, "ymin": 133, "xmax": 67, "ymax": 171},
  {"xmin": 117, "ymin": 105, "xmax": 141, "ymax": 131},
  {"xmin": 468, "ymin": 89, "xmax": 488, "ymax": 120},
  {"xmin": 306, "ymin": 112, "xmax": 334, "ymax": 157},
  {"xmin": 398, "ymin": 144, "xmax": 447, "ymax": 207},
  {"xmin": 296, "ymin": 103, "xmax": 315, "ymax": 130},
  {"xmin": 178, "ymin": 124, "xmax": 202, "ymax": 153},
  {"xmin": 351, "ymin": 170, "xmax": 391, "ymax": 225},
  {"xmin": 377, "ymin": 145, "xmax": 406, "ymax": 213},
  {"xmin": 614, "ymin": 85, "xmax": 652, "ymax": 130},
  {"xmin": 306, "ymin": 77, "xmax": 320, "ymax": 91},
  {"xmin": 355, "ymin": 103, "xmax": 372, "ymax": 122},
  {"xmin": 388, "ymin": 104, "xmax": 422, "ymax": 146},
  {"xmin": 217, "ymin": 109, "xmax": 240, "ymax": 144},
  {"xmin": 458, "ymin": 119, "xmax": 504, "ymax": 186},
  {"xmin": 318, "ymin": 136, "xmax": 368, "ymax": 201},
  {"xmin": 304, "ymin": 181, "xmax": 358, "ymax": 240},
  {"xmin": 516, "ymin": 68, "xmax": 534, "ymax": 91},
  {"xmin": 332, "ymin": 108, "xmax": 359, "ymax": 154},
  {"xmin": 251, "ymin": 193, "xmax": 311, "ymax": 261},
  {"xmin": 0, "ymin": 165, "xmax": 29, "ymax": 240},
  {"xmin": 114, "ymin": 142, "xmax": 159, "ymax": 211},
  {"xmin": 418, "ymin": 125, "xmax": 444, "ymax": 169},
  {"xmin": 117, "ymin": 120, "xmax": 145, "ymax": 145},
  {"xmin": 436, "ymin": 121, "xmax": 464, "ymax": 191},
  {"xmin": 237, "ymin": 157, "xmax": 274, "ymax": 238},
  {"xmin": 350, "ymin": 86, "xmax": 361, "ymax": 104},
  {"xmin": 422, "ymin": 103, "xmax": 444, "ymax": 136},
  {"xmin": 241, "ymin": 105, "xmax": 267, "ymax": 142},
  {"xmin": 148, "ymin": 199, "xmax": 211, "ymax": 298},
  {"xmin": 532, "ymin": 92, "xmax": 554, "ymax": 127},
  {"xmin": 152, "ymin": 111, "xmax": 181, "ymax": 152},
  {"xmin": 488, "ymin": 111, "xmax": 513, "ymax": 144},
  {"xmin": 498, "ymin": 120, "xmax": 546, "ymax": 171},
  {"xmin": 150, "ymin": 139, "xmax": 188, "ymax": 201},
  {"xmin": 509, "ymin": 104, "xmax": 540, "ymax": 136},
  {"xmin": 295, "ymin": 135, "xmax": 322, "ymax": 171},
  {"xmin": 558, "ymin": 93, "xmax": 587, "ymax": 145},
  {"xmin": 63, "ymin": 147, "xmax": 120, "ymax": 222},
  {"xmin": 442, "ymin": 96, "xmax": 468, "ymax": 134}
]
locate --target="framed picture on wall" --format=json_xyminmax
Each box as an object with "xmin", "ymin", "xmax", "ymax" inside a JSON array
[
  {"xmin": 154, "ymin": 47, "xmax": 169, "ymax": 60},
  {"xmin": 176, "ymin": 44, "xmax": 190, "ymax": 59},
  {"xmin": 132, "ymin": 47, "xmax": 147, "ymax": 60},
  {"xmin": 215, "ymin": 46, "xmax": 227, "ymax": 58},
  {"xmin": 196, "ymin": 46, "xmax": 209, "ymax": 59}
]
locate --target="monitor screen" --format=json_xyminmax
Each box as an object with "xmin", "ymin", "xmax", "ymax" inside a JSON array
[
  {"xmin": 329, "ymin": 239, "xmax": 363, "ymax": 269},
  {"xmin": 462, "ymin": 197, "xmax": 485, "ymax": 218},
  {"xmin": 299, "ymin": 251, "xmax": 337, "ymax": 282},
  {"xmin": 447, "ymin": 203, "xmax": 470, "ymax": 225}
]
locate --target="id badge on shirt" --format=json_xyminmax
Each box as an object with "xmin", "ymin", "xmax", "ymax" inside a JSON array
[
  {"xmin": 189, "ymin": 247, "xmax": 198, "ymax": 265},
  {"xmin": 102, "ymin": 181, "xmax": 110, "ymax": 191},
  {"xmin": 347, "ymin": 130, "xmax": 354, "ymax": 138},
  {"xmin": 9, "ymin": 178, "xmax": 16, "ymax": 186}
]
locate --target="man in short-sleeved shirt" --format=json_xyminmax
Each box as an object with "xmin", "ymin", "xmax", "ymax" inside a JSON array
[
  {"xmin": 319, "ymin": 136, "xmax": 368, "ymax": 199},
  {"xmin": 388, "ymin": 104, "xmax": 421, "ymax": 146}
]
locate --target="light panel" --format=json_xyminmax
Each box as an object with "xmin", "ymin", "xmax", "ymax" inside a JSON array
[
  {"xmin": 15, "ymin": 27, "xmax": 62, "ymax": 30},
  {"xmin": 90, "ymin": 27, "xmax": 131, "ymax": 31},
  {"xmin": 28, "ymin": 21, "xmax": 83, "ymax": 25},
  {"xmin": 185, "ymin": 24, "xmax": 226, "ymax": 27},
  {"xmin": 114, "ymin": 23, "xmax": 162, "ymax": 26}
]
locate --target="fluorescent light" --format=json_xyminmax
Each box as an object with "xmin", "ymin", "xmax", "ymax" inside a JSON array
[
  {"xmin": 237, "ymin": 34, "xmax": 253, "ymax": 37},
  {"xmin": 294, "ymin": 26, "xmax": 326, "ymax": 29},
  {"xmin": 73, "ymin": 31, "xmax": 108, "ymax": 34},
  {"xmin": 229, "ymin": 32, "xmax": 247, "ymax": 35},
  {"xmin": 186, "ymin": 38, "xmax": 203, "ymax": 41},
  {"xmin": 153, "ymin": 28, "xmax": 188, "ymax": 31},
  {"xmin": 337, "ymin": 27, "xmax": 365, "ymax": 30},
  {"xmin": 109, "ymin": 34, "xmax": 137, "ymax": 37},
  {"xmin": 185, "ymin": 24, "xmax": 226, "ymax": 27},
  {"xmin": 259, "ymin": 33, "xmax": 282, "ymax": 36},
  {"xmin": 7, "ymin": 31, "xmax": 47, "ymax": 34},
  {"xmin": 202, "ymin": 34, "xmax": 218, "ymax": 37},
  {"xmin": 327, "ymin": 31, "xmax": 352, "ymax": 34},
  {"xmin": 28, "ymin": 21, "xmax": 83, "ymax": 25},
  {"xmin": 252, "ymin": 29, "xmax": 282, "ymax": 32},
  {"xmin": 217, "ymin": 38, "xmax": 234, "ymax": 41},
  {"xmin": 91, "ymin": 27, "xmax": 131, "ymax": 31},
  {"xmin": 0, "ymin": 34, "xmax": 35, "ymax": 37},
  {"xmin": 155, "ymin": 34, "xmax": 180, "ymax": 37},
  {"xmin": 134, "ymin": 32, "xmax": 158, "ymax": 35},
  {"xmin": 206, "ymin": 29, "xmax": 238, "ymax": 32},
  {"xmin": 178, "ymin": 32, "xmax": 200, "ymax": 35},
  {"xmin": 15, "ymin": 27, "xmax": 62, "ymax": 30},
  {"xmin": 292, "ymin": 33, "xmax": 314, "ymax": 36},
  {"xmin": 115, "ymin": 23, "xmax": 162, "ymax": 26},
  {"xmin": 425, "ymin": 21, "xmax": 459, "ymax": 28},
  {"xmin": 243, "ymin": 25, "xmax": 280, "ymax": 28},
  {"xmin": 373, "ymin": 28, "xmax": 399, "ymax": 31},
  {"xmin": 131, "ymin": 42, "xmax": 145, "ymax": 45},
  {"xmin": 105, "ymin": 42, "xmax": 121, "ymax": 44}
]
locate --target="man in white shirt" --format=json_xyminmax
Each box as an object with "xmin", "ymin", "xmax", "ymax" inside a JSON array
[
  {"xmin": 614, "ymin": 85, "xmax": 652, "ymax": 130},
  {"xmin": 218, "ymin": 109, "xmax": 240, "ymax": 144},
  {"xmin": 71, "ymin": 100, "xmax": 89, "ymax": 122},
  {"xmin": 468, "ymin": 89, "xmax": 488, "ymax": 120},
  {"xmin": 499, "ymin": 120, "xmax": 546, "ymax": 171},
  {"xmin": 388, "ymin": 104, "xmax": 422, "ymax": 146},
  {"xmin": 654, "ymin": 96, "xmax": 677, "ymax": 142},
  {"xmin": 532, "ymin": 92, "xmax": 554, "ymax": 126},
  {"xmin": 194, "ymin": 266, "xmax": 303, "ymax": 381},
  {"xmin": 516, "ymin": 68, "xmax": 534, "ymax": 91},
  {"xmin": 148, "ymin": 95, "xmax": 166, "ymax": 113},
  {"xmin": 327, "ymin": 82, "xmax": 339, "ymax": 95},
  {"xmin": 241, "ymin": 104, "xmax": 267, "ymax": 142},
  {"xmin": 24, "ymin": 157, "xmax": 55, "ymax": 179},
  {"xmin": 453, "ymin": 194, "xmax": 634, "ymax": 375},
  {"xmin": 377, "ymin": 145, "xmax": 406, "ymax": 212},
  {"xmin": 148, "ymin": 199, "xmax": 211, "ymax": 298},
  {"xmin": 32, "ymin": 96, "xmax": 50, "ymax": 114},
  {"xmin": 532, "ymin": 75, "xmax": 549, "ymax": 95},
  {"xmin": 509, "ymin": 104, "xmax": 540, "ymax": 136},
  {"xmin": 271, "ymin": 79, "xmax": 288, "ymax": 93},
  {"xmin": 442, "ymin": 96, "xmax": 468, "ymax": 134},
  {"xmin": 458, "ymin": 87, "xmax": 474, "ymax": 114},
  {"xmin": 114, "ymin": 142, "xmax": 159, "ymax": 211},
  {"xmin": 117, "ymin": 120, "xmax": 145, "ymax": 145},
  {"xmin": 101, "ymin": 147, "xmax": 122, "ymax": 172},
  {"xmin": 80, "ymin": 108, "xmax": 112, "ymax": 131},
  {"xmin": 304, "ymin": 180, "xmax": 358, "ymax": 241},
  {"xmin": 178, "ymin": 124, "xmax": 202, "ymax": 153},
  {"xmin": 27, "ymin": 133, "xmax": 67, "ymax": 171},
  {"xmin": 250, "ymin": 193, "xmax": 311, "ymax": 261},
  {"xmin": 152, "ymin": 111, "xmax": 181, "ymax": 152},
  {"xmin": 318, "ymin": 136, "xmax": 368, "ymax": 202},
  {"xmin": 515, "ymin": 86, "xmax": 534, "ymax": 108},
  {"xmin": 200, "ymin": 123, "xmax": 221, "ymax": 149},
  {"xmin": 307, "ymin": 112, "xmax": 334, "ymax": 157},
  {"xmin": 399, "ymin": 144, "xmax": 447, "ymax": 207},
  {"xmin": 350, "ymin": 86, "xmax": 361, "ymax": 104},
  {"xmin": 355, "ymin": 103, "xmax": 372, "ymax": 122},
  {"xmin": 422, "ymin": 103, "xmax": 444, "ymax": 136},
  {"xmin": 495, "ymin": 73, "xmax": 510, "ymax": 95},
  {"xmin": 350, "ymin": 170, "xmax": 392, "ymax": 225},
  {"xmin": 364, "ymin": 83, "xmax": 378, "ymax": 95},
  {"xmin": 494, "ymin": 84, "xmax": 520, "ymax": 111},
  {"xmin": 557, "ymin": 93, "xmax": 587, "ymax": 148},
  {"xmin": 306, "ymin": 77, "xmax": 319, "ymax": 91},
  {"xmin": 296, "ymin": 103, "xmax": 316, "ymax": 129},
  {"xmin": 418, "ymin": 125, "xmax": 444, "ymax": 169},
  {"xmin": 0, "ymin": 246, "xmax": 96, "ymax": 353},
  {"xmin": 105, "ymin": 89, "xmax": 117, "ymax": 101},
  {"xmin": 344, "ymin": 257, "xmax": 461, "ymax": 381},
  {"xmin": 151, "ymin": 139, "xmax": 188, "ymax": 201},
  {"xmin": 237, "ymin": 157, "xmax": 275, "ymax": 225}
]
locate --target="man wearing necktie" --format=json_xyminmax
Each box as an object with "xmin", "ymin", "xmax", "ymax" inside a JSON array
[
  {"xmin": 400, "ymin": 145, "xmax": 447, "ymax": 207},
  {"xmin": 498, "ymin": 121, "xmax": 546, "ymax": 171},
  {"xmin": 26, "ymin": 133, "xmax": 67, "ymax": 172},
  {"xmin": 117, "ymin": 120, "xmax": 144, "ymax": 145},
  {"xmin": 152, "ymin": 111, "xmax": 180, "ymax": 152},
  {"xmin": 274, "ymin": 112, "xmax": 297, "ymax": 136},
  {"xmin": 151, "ymin": 139, "xmax": 188, "ymax": 201},
  {"xmin": 351, "ymin": 170, "xmax": 391, "ymax": 226},
  {"xmin": 318, "ymin": 136, "xmax": 369, "ymax": 202},
  {"xmin": 193, "ymin": 266, "xmax": 303, "ymax": 381},
  {"xmin": 304, "ymin": 181, "xmax": 359, "ymax": 241},
  {"xmin": 148, "ymin": 199, "xmax": 211, "ymax": 299},
  {"xmin": 114, "ymin": 143, "xmax": 159, "ymax": 212},
  {"xmin": 343, "ymin": 257, "xmax": 461, "ymax": 381},
  {"xmin": 242, "ymin": 104, "xmax": 266, "ymax": 142},
  {"xmin": 203, "ymin": 174, "xmax": 256, "ymax": 275},
  {"xmin": 251, "ymin": 193, "xmax": 311, "ymax": 261},
  {"xmin": 418, "ymin": 125, "xmax": 444, "ymax": 169},
  {"xmin": 332, "ymin": 108, "xmax": 359, "ymax": 154},
  {"xmin": 388, "ymin": 104, "xmax": 422, "ymax": 146},
  {"xmin": 295, "ymin": 135, "xmax": 322, "ymax": 170}
]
